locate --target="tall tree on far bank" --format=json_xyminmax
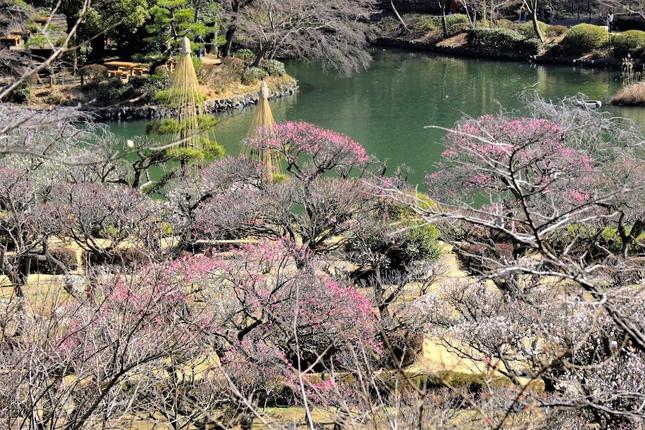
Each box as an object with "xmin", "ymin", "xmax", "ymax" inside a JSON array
[
  {"xmin": 524, "ymin": 0, "xmax": 545, "ymax": 42},
  {"xmin": 220, "ymin": 0, "xmax": 255, "ymax": 57},
  {"xmin": 221, "ymin": 0, "xmax": 377, "ymax": 74},
  {"xmin": 146, "ymin": 0, "xmax": 224, "ymax": 54}
]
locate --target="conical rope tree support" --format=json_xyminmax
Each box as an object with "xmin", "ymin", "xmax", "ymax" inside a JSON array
[
  {"xmin": 163, "ymin": 37, "xmax": 220, "ymax": 169},
  {"xmin": 244, "ymin": 80, "xmax": 283, "ymax": 180}
]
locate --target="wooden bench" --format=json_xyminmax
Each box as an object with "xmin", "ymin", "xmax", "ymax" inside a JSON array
[{"xmin": 131, "ymin": 66, "xmax": 147, "ymax": 76}]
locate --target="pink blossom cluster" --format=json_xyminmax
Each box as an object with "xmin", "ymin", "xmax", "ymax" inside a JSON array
[
  {"xmin": 451, "ymin": 116, "xmax": 593, "ymax": 171},
  {"xmin": 168, "ymin": 254, "xmax": 226, "ymax": 282},
  {"xmin": 52, "ymin": 268, "xmax": 192, "ymax": 360},
  {"xmin": 246, "ymin": 121, "xmax": 369, "ymax": 170},
  {"xmin": 429, "ymin": 116, "xmax": 597, "ymax": 203},
  {"xmin": 567, "ymin": 189, "xmax": 591, "ymax": 204},
  {"xmin": 325, "ymin": 279, "xmax": 375, "ymax": 321}
]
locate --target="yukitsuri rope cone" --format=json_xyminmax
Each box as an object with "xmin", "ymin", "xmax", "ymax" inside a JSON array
[
  {"xmin": 171, "ymin": 37, "xmax": 208, "ymax": 153},
  {"xmin": 245, "ymin": 80, "xmax": 283, "ymax": 179}
]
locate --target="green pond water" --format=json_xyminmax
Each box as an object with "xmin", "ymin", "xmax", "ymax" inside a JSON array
[{"xmin": 107, "ymin": 50, "xmax": 645, "ymax": 186}]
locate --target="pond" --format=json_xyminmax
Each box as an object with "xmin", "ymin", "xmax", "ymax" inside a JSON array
[{"xmin": 107, "ymin": 50, "xmax": 644, "ymax": 186}]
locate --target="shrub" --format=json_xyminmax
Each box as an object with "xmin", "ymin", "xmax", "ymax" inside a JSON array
[
  {"xmin": 467, "ymin": 28, "xmax": 541, "ymax": 55},
  {"xmin": 151, "ymin": 64, "xmax": 171, "ymax": 75},
  {"xmin": 552, "ymin": 224, "xmax": 645, "ymax": 262},
  {"xmin": 165, "ymin": 138, "xmax": 225, "ymax": 162},
  {"xmin": 147, "ymin": 115, "xmax": 216, "ymax": 135},
  {"xmin": 345, "ymin": 220, "xmax": 441, "ymax": 278},
  {"xmin": 202, "ymin": 56, "xmax": 246, "ymax": 89},
  {"xmin": 613, "ymin": 30, "xmax": 645, "ymax": 59},
  {"xmin": 516, "ymin": 20, "xmax": 548, "ymax": 38},
  {"xmin": 83, "ymin": 78, "xmax": 126, "ymax": 104},
  {"xmin": 561, "ymin": 24, "xmax": 609, "ymax": 55},
  {"xmin": 261, "ymin": 59, "xmax": 286, "ymax": 76},
  {"xmin": 241, "ymin": 66, "xmax": 268, "ymax": 85},
  {"xmin": 421, "ymin": 16, "xmax": 439, "ymax": 32},
  {"xmin": 345, "ymin": 196, "xmax": 442, "ymax": 279},
  {"xmin": 136, "ymin": 74, "xmax": 168, "ymax": 102},
  {"xmin": 43, "ymin": 88, "xmax": 75, "ymax": 106},
  {"xmin": 79, "ymin": 64, "xmax": 109, "ymax": 86},
  {"xmin": 154, "ymin": 87, "xmax": 206, "ymax": 107},
  {"xmin": 232, "ymin": 48, "xmax": 255, "ymax": 64},
  {"xmin": 82, "ymin": 74, "xmax": 166, "ymax": 105},
  {"xmin": 422, "ymin": 14, "xmax": 470, "ymax": 35},
  {"xmin": 223, "ymin": 56, "xmax": 245, "ymax": 74},
  {"xmin": 444, "ymin": 14, "xmax": 470, "ymax": 33}
]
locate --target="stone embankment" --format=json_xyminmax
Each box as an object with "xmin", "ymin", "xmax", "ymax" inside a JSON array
[{"xmin": 85, "ymin": 79, "xmax": 298, "ymax": 121}]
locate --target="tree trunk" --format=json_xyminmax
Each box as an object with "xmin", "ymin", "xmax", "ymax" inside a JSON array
[
  {"xmin": 439, "ymin": 1, "xmax": 448, "ymax": 35},
  {"xmin": 251, "ymin": 46, "xmax": 268, "ymax": 67},
  {"xmin": 528, "ymin": 1, "xmax": 545, "ymax": 42},
  {"xmin": 4, "ymin": 256, "xmax": 29, "ymax": 336},
  {"xmin": 223, "ymin": 24, "xmax": 237, "ymax": 57},
  {"xmin": 390, "ymin": 0, "xmax": 409, "ymax": 33},
  {"xmin": 531, "ymin": 9, "xmax": 544, "ymax": 42}
]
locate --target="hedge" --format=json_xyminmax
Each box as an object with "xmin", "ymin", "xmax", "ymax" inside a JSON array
[
  {"xmin": 613, "ymin": 30, "xmax": 645, "ymax": 59},
  {"xmin": 561, "ymin": 24, "xmax": 609, "ymax": 55},
  {"xmin": 467, "ymin": 28, "xmax": 541, "ymax": 56}
]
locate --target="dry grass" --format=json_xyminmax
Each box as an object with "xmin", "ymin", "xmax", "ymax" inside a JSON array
[
  {"xmin": 611, "ymin": 81, "xmax": 645, "ymax": 106},
  {"xmin": 436, "ymin": 33, "xmax": 468, "ymax": 49},
  {"xmin": 202, "ymin": 73, "xmax": 295, "ymax": 100}
]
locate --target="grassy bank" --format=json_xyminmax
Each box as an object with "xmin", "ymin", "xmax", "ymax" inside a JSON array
[
  {"xmin": 373, "ymin": 13, "xmax": 645, "ymax": 70},
  {"xmin": 22, "ymin": 54, "xmax": 297, "ymax": 112}
]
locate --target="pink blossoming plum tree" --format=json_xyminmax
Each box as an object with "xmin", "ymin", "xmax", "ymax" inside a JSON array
[
  {"xmin": 183, "ymin": 122, "xmax": 383, "ymax": 257},
  {"xmin": 167, "ymin": 239, "xmax": 381, "ymax": 427},
  {"xmin": 403, "ymin": 97, "xmax": 645, "ymax": 428},
  {"xmin": 246, "ymin": 121, "xmax": 371, "ymax": 181},
  {"xmin": 0, "ymin": 265, "xmax": 210, "ymax": 430}
]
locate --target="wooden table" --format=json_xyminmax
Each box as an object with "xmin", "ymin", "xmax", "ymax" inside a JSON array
[{"xmin": 104, "ymin": 61, "xmax": 148, "ymax": 78}]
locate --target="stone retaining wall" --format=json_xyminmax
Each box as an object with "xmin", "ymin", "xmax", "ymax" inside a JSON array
[{"xmin": 84, "ymin": 80, "xmax": 299, "ymax": 121}]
